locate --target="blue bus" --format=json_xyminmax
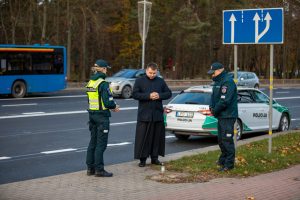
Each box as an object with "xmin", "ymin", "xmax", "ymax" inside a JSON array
[{"xmin": 0, "ymin": 44, "xmax": 67, "ymax": 98}]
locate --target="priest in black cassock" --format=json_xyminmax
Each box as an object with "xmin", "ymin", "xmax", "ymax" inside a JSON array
[{"xmin": 132, "ymin": 62, "xmax": 172, "ymax": 167}]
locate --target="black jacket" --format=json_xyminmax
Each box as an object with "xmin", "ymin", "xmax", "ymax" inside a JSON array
[
  {"xmin": 133, "ymin": 75, "xmax": 172, "ymax": 121},
  {"xmin": 210, "ymin": 71, "xmax": 238, "ymax": 118}
]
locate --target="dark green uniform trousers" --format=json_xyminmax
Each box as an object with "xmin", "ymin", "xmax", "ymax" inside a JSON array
[
  {"xmin": 86, "ymin": 112, "xmax": 110, "ymax": 171},
  {"xmin": 217, "ymin": 118, "xmax": 236, "ymax": 169}
]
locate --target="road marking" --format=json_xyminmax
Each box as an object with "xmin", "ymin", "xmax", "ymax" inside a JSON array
[
  {"xmin": 0, "ymin": 91, "xmax": 182, "ymax": 101},
  {"xmin": 0, "ymin": 95, "xmax": 86, "ymax": 101},
  {"xmin": 111, "ymin": 121, "xmax": 136, "ymax": 126},
  {"xmin": 41, "ymin": 148, "xmax": 77, "ymax": 154},
  {"xmin": 291, "ymin": 118, "xmax": 300, "ymax": 121},
  {"xmin": 0, "ymin": 134, "xmax": 178, "ymax": 161},
  {"xmin": 22, "ymin": 112, "xmax": 45, "ymax": 115},
  {"xmin": 2, "ymin": 103, "xmax": 37, "ymax": 107},
  {"xmin": 166, "ymin": 135, "xmax": 175, "ymax": 139},
  {"xmin": 108, "ymin": 142, "xmax": 132, "ymax": 147},
  {"xmin": 0, "ymin": 107, "xmax": 138, "ymax": 119},
  {"xmin": 276, "ymin": 91, "xmax": 290, "ymax": 94},
  {"xmin": 275, "ymin": 96, "xmax": 300, "ymax": 100},
  {"xmin": 0, "ymin": 121, "xmax": 137, "ymax": 138},
  {"xmin": 0, "ymin": 157, "xmax": 11, "ymax": 160}
]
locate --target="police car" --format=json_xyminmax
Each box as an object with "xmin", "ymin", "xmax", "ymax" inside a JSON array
[{"xmin": 164, "ymin": 86, "xmax": 290, "ymax": 140}]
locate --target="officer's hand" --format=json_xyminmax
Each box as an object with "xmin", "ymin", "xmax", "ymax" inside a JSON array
[{"xmin": 112, "ymin": 105, "xmax": 120, "ymax": 112}]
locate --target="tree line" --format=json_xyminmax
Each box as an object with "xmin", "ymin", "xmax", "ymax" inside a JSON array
[{"xmin": 0, "ymin": 0, "xmax": 299, "ymax": 80}]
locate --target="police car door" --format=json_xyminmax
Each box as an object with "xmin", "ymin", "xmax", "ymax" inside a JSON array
[
  {"xmin": 237, "ymin": 90, "xmax": 260, "ymax": 132},
  {"xmin": 250, "ymin": 90, "xmax": 270, "ymax": 130}
]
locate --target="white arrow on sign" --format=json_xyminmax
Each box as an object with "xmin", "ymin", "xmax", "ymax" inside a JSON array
[
  {"xmin": 253, "ymin": 12, "xmax": 272, "ymax": 43},
  {"xmin": 229, "ymin": 13, "xmax": 237, "ymax": 43}
]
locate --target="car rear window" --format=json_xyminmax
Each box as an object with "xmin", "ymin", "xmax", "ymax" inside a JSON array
[{"xmin": 171, "ymin": 92, "xmax": 211, "ymax": 105}]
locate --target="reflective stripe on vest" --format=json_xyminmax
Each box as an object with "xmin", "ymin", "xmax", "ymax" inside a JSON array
[{"xmin": 86, "ymin": 79, "xmax": 107, "ymax": 110}]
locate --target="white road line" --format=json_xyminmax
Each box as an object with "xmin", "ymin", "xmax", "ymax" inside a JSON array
[
  {"xmin": 291, "ymin": 118, "xmax": 300, "ymax": 121},
  {"xmin": 0, "ymin": 91, "xmax": 182, "ymax": 101},
  {"xmin": 275, "ymin": 96, "xmax": 300, "ymax": 100},
  {"xmin": 276, "ymin": 91, "xmax": 290, "ymax": 94},
  {"xmin": 0, "ymin": 95, "xmax": 86, "ymax": 101},
  {"xmin": 2, "ymin": 103, "xmax": 37, "ymax": 107},
  {"xmin": 111, "ymin": 121, "xmax": 136, "ymax": 126},
  {"xmin": 0, "ymin": 121, "xmax": 137, "ymax": 138},
  {"xmin": 0, "ymin": 107, "xmax": 138, "ymax": 119},
  {"xmin": 166, "ymin": 135, "xmax": 175, "ymax": 139},
  {"xmin": 41, "ymin": 148, "xmax": 77, "ymax": 154},
  {"xmin": 75, "ymin": 150, "xmax": 87, "ymax": 153},
  {"xmin": 107, "ymin": 142, "xmax": 132, "ymax": 147},
  {"xmin": 1, "ymin": 135, "xmax": 179, "ymax": 161},
  {"xmin": 0, "ymin": 157, "xmax": 11, "ymax": 160},
  {"xmin": 22, "ymin": 112, "xmax": 45, "ymax": 115}
]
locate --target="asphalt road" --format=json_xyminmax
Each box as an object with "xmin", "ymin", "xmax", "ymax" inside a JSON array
[{"xmin": 0, "ymin": 87, "xmax": 300, "ymax": 184}]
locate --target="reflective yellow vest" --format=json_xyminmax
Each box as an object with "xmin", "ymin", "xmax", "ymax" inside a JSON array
[{"xmin": 86, "ymin": 78, "xmax": 107, "ymax": 110}]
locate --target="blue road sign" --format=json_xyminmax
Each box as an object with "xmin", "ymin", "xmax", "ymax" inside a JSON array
[{"xmin": 223, "ymin": 8, "xmax": 284, "ymax": 44}]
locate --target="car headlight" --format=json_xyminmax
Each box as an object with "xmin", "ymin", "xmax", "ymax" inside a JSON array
[{"xmin": 111, "ymin": 81, "xmax": 122, "ymax": 85}]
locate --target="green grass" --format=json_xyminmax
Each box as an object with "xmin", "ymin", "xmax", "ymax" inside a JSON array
[{"xmin": 160, "ymin": 132, "xmax": 300, "ymax": 183}]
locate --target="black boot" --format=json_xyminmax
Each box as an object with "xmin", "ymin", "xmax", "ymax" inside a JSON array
[
  {"xmin": 95, "ymin": 169, "xmax": 113, "ymax": 177},
  {"xmin": 151, "ymin": 158, "xmax": 162, "ymax": 165},
  {"xmin": 87, "ymin": 168, "xmax": 95, "ymax": 176},
  {"xmin": 138, "ymin": 158, "xmax": 146, "ymax": 167}
]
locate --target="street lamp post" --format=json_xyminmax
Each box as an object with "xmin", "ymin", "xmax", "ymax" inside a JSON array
[{"xmin": 138, "ymin": 0, "xmax": 152, "ymax": 69}]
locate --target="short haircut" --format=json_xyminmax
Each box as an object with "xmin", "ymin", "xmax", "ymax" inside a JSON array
[{"xmin": 147, "ymin": 62, "xmax": 158, "ymax": 70}]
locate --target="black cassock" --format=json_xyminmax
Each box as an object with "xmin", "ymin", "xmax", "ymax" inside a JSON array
[{"xmin": 132, "ymin": 75, "xmax": 172, "ymax": 159}]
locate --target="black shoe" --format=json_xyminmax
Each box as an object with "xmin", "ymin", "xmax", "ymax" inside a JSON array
[
  {"xmin": 216, "ymin": 161, "xmax": 224, "ymax": 167},
  {"xmin": 138, "ymin": 160, "xmax": 146, "ymax": 167},
  {"xmin": 151, "ymin": 159, "xmax": 162, "ymax": 165},
  {"xmin": 95, "ymin": 170, "xmax": 113, "ymax": 177},
  {"xmin": 87, "ymin": 168, "xmax": 95, "ymax": 176},
  {"xmin": 218, "ymin": 167, "xmax": 233, "ymax": 172}
]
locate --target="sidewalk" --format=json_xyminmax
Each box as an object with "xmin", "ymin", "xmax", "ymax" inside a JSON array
[{"xmin": 0, "ymin": 132, "xmax": 299, "ymax": 200}]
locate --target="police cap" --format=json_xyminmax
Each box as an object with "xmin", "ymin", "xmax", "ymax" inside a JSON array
[
  {"xmin": 94, "ymin": 59, "xmax": 111, "ymax": 68},
  {"xmin": 207, "ymin": 62, "xmax": 224, "ymax": 74}
]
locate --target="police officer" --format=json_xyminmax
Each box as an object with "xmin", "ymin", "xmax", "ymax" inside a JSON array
[
  {"xmin": 86, "ymin": 59, "xmax": 120, "ymax": 177},
  {"xmin": 208, "ymin": 62, "xmax": 238, "ymax": 172}
]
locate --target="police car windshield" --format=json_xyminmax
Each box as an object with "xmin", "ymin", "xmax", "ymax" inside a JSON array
[
  {"xmin": 112, "ymin": 69, "xmax": 138, "ymax": 78},
  {"xmin": 171, "ymin": 92, "xmax": 211, "ymax": 105}
]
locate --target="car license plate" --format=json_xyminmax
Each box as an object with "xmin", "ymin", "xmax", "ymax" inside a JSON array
[{"xmin": 176, "ymin": 111, "xmax": 194, "ymax": 118}]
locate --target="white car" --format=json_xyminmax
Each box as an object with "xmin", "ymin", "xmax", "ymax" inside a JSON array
[{"xmin": 164, "ymin": 85, "xmax": 290, "ymax": 140}]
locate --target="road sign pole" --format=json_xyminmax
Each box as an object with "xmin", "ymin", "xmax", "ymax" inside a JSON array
[
  {"xmin": 234, "ymin": 44, "xmax": 238, "ymax": 149},
  {"xmin": 268, "ymin": 44, "xmax": 274, "ymax": 153}
]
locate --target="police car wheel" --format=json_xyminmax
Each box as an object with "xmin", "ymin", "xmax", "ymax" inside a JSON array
[
  {"xmin": 121, "ymin": 85, "xmax": 132, "ymax": 99},
  {"xmin": 278, "ymin": 113, "xmax": 289, "ymax": 132},
  {"xmin": 175, "ymin": 134, "xmax": 190, "ymax": 140},
  {"xmin": 236, "ymin": 119, "xmax": 242, "ymax": 140}
]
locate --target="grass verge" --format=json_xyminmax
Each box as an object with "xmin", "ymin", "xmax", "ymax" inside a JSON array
[{"xmin": 150, "ymin": 132, "xmax": 300, "ymax": 183}]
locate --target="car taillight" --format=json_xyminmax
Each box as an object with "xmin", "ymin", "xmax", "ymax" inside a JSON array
[
  {"xmin": 164, "ymin": 107, "xmax": 172, "ymax": 114},
  {"xmin": 198, "ymin": 109, "xmax": 212, "ymax": 116}
]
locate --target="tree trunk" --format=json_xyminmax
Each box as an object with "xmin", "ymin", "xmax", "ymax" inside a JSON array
[
  {"xmin": 41, "ymin": 0, "xmax": 48, "ymax": 44},
  {"xmin": 80, "ymin": 6, "xmax": 87, "ymax": 81},
  {"xmin": 67, "ymin": 0, "xmax": 72, "ymax": 80}
]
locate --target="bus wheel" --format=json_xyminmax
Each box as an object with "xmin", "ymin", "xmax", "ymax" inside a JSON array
[{"xmin": 12, "ymin": 81, "xmax": 27, "ymax": 98}]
